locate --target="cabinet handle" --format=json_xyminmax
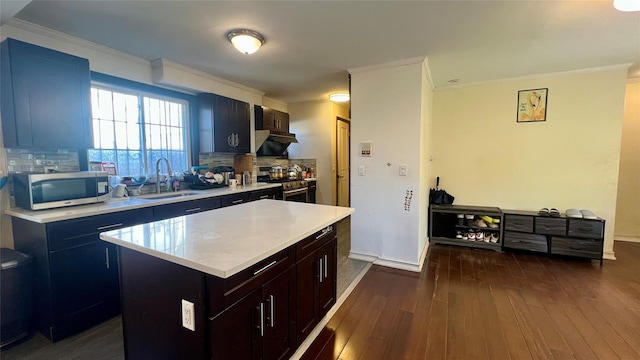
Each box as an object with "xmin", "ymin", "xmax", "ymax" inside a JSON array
[
  {"xmin": 97, "ymin": 223, "xmax": 123, "ymax": 231},
  {"xmin": 232, "ymin": 199, "xmax": 244, "ymax": 204},
  {"xmin": 253, "ymin": 260, "xmax": 277, "ymax": 275},
  {"xmin": 259, "ymin": 195, "xmax": 270, "ymax": 199},
  {"xmin": 269, "ymin": 295, "xmax": 275, "ymax": 328},
  {"xmin": 105, "ymin": 248, "xmax": 110, "ymax": 269},
  {"xmin": 324, "ymin": 254, "xmax": 328, "ymax": 278},
  {"xmin": 185, "ymin": 207, "xmax": 201, "ymax": 213},
  {"xmin": 315, "ymin": 225, "xmax": 334, "ymax": 240},
  {"xmin": 259, "ymin": 303, "xmax": 264, "ymax": 337},
  {"xmin": 319, "ymin": 258, "xmax": 323, "ymax": 283}
]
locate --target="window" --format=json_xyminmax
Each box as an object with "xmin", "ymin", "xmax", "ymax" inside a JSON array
[{"xmin": 88, "ymin": 85, "xmax": 189, "ymax": 177}]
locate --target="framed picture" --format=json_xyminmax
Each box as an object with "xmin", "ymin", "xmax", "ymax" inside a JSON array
[{"xmin": 517, "ymin": 88, "xmax": 548, "ymax": 122}]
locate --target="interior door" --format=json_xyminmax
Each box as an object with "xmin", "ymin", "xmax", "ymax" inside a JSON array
[{"xmin": 336, "ymin": 118, "xmax": 350, "ymax": 207}]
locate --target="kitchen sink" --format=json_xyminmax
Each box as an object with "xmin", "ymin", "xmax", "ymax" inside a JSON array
[{"xmin": 138, "ymin": 192, "xmax": 199, "ymax": 200}]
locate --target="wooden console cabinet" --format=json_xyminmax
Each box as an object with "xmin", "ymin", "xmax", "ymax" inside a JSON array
[{"xmin": 503, "ymin": 210, "xmax": 605, "ymax": 265}]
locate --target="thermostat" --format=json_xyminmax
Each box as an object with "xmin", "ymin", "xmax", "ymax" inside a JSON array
[{"xmin": 360, "ymin": 142, "xmax": 372, "ymax": 157}]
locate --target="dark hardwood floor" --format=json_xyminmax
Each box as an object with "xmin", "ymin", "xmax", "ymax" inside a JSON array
[{"xmin": 301, "ymin": 241, "xmax": 640, "ymax": 360}]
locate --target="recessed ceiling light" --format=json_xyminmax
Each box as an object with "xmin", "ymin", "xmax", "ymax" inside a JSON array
[
  {"xmin": 226, "ymin": 29, "xmax": 265, "ymax": 55},
  {"xmin": 447, "ymin": 79, "xmax": 460, "ymax": 84},
  {"xmin": 329, "ymin": 93, "xmax": 350, "ymax": 102}
]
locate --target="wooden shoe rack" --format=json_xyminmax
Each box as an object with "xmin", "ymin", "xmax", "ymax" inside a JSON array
[{"xmin": 429, "ymin": 204, "xmax": 503, "ymax": 252}]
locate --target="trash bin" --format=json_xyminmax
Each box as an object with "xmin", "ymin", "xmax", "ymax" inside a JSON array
[{"xmin": 1, "ymin": 248, "xmax": 33, "ymax": 349}]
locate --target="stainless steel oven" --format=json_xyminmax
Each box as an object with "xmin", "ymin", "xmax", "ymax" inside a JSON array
[{"xmin": 283, "ymin": 186, "xmax": 309, "ymax": 202}]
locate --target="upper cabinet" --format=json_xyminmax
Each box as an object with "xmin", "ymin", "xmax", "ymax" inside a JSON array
[
  {"xmin": 198, "ymin": 93, "xmax": 250, "ymax": 154},
  {"xmin": 1, "ymin": 38, "xmax": 93, "ymax": 149},
  {"xmin": 255, "ymin": 105, "xmax": 290, "ymax": 133}
]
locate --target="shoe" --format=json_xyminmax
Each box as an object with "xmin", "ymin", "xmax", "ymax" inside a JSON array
[
  {"xmin": 473, "ymin": 219, "xmax": 488, "ymax": 228},
  {"xmin": 580, "ymin": 209, "xmax": 597, "ymax": 219},
  {"xmin": 549, "ymin": 208, "xmax": 560, "ymax": 217},
  {"xmin": 480, "ymin": 215, "xmax": 496, "ymax": 224},
  {"xmin": 566, "ymin": 208, "xmax": 582, "ymax": 218},
  {"xmin": 457, "ymin": 214, "xmax": 464, "ymax": 225},
  {"xmin": 468, "ymin": 230, "xmax": 476, "ymax": 241},
  {"xmin": 465, "ymin": 214, "xmax": 474, "ymax": 226},
  {"xmin": 490, "ymin": 233, "xmax": 499, "ymax": 243},
  {"xmin": 475, "ymin": 232, "xmax": 484, "ymax": 242},
  {"xmin": 538, "ymin": 208, "xmax": 550, "ymax": 216},
  {"xmin": 456, "ymin": 231, "xmax": 463, "ymax": 239},
  {"xmin": 484, "ymin": 232, "xmax": 492, "ymax": 243},
  {"xmin": 462, "ymin": 232, "xmax": 468, "ymax": 240},
  {"xmin": 488, "ymin": 222, "xmax": 499, "ymax": 229}
]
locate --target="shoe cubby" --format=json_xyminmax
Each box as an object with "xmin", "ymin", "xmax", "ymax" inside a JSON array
[{"xmin": 429, "ymin": 205, "xmax": 503, "ymax": 251}]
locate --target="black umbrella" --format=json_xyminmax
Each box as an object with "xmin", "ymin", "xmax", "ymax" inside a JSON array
[{"xmin": 429, "ymin": 177, "xmax": 455, "ymax": 205}]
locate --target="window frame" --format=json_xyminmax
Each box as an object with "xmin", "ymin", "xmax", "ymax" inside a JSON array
[{"xmin": 89, "ymin": 72, "xmax": 198, "ymax": 176}]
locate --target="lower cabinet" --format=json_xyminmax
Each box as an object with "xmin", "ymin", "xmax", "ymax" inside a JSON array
[
  {"xmin": 210, "ymin": 265, "xmax": 296, "ymax": 360},
  {"xmin": 295, "ymin": 225, "xmax": 337, "ymax": 343},
  {"xmin": 12, "ymin": 207, "xmax": 154, "ymax": 341},
  {"xmin": 251, "ymin": 187, "xmax": 283, "ymax": 201},
  {"xmin": 220, "ymin": 192, "xmax": 252, "ymax": 207},
  {"xmin": 152, "ymin": 197, "xmax": 221, "ymax": 221}
]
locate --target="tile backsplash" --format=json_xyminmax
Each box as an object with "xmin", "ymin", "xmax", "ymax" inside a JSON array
[{"xmin": 6, "ymin": 148, "xmax": 80, "ymax": 173}]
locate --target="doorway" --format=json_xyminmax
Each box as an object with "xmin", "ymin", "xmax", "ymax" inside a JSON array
[{"xmin": 336, "ymin": 117, "xmax": 350, "ymax": 207}]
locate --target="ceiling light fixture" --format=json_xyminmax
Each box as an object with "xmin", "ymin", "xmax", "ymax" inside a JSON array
[
  {"xmin": 226, "ymin": 29, "xmax": 265, "ymax": 55},
  {"xmin": 329, "ymin": 93, "xmax": 350, "ymax": 102},
  {"xmin": 613, "ymin": 0, "xmax": 640, "ymax": 11}
]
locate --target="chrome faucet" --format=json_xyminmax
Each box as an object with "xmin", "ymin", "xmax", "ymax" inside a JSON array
[{"xmin": 155, "ymin": 157, "xmax": 173, "ymax": 194}]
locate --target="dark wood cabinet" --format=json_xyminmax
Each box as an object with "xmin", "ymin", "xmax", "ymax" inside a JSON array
[
  {"xmin": 503, "ymin": 210, "xmax": 605, "ymax": 264},
  {"xmin": 199, "ymin": 93, "xmax": 250, "ymax": 154},
  {"xmin": 295, "ymin": 225, "xmax": 337, "ymax": 344},
  {"xmin": 307, "ymin": 180, "xmax": 317, "ymax": 204},
  {"xmin": 152, "ymin": 197, "xmax": 221, "ymax": 221},
  {"xmin": 251, "ymin": 187, "xmax": 283, "ymax": 201},
  {"xmin": 220, "ymin": 192, "xmax": 252, "ymax": 207},
  {"xmin": 255, "ymin": 106, "xmax": 290, "ymax": 133},
  {"xmin": 12, "ymin": 207, "xmax": 153, "ymax": 341},
  {"xmin": 210, "ymin": 265, "xmax": 296, "ymax": 360},
  {"xmin": 1, "ymin": 38, "xmax": 92, "ymax": 149}
]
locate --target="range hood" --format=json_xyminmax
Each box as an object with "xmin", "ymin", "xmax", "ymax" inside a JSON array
[{"xmin": 255, "ymin": 130, "xmax": 298, "ymax": 157}]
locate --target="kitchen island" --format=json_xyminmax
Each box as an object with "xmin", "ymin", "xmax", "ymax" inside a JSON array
[{"xmin": 100, "ymin": 199, "xmax": 354, "ymax": 359}]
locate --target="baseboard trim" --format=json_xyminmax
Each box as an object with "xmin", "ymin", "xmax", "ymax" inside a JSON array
[
  {"xmin": 615, "ymin": 235, "xmax": 640, "ymax": 243},
  {"xmin": 603, "ymin": 250, "xmax": 617, "ymax": 260},
  {"xmin": 349, "ymin": 251, "xmax": 422, "ymax": 273},
  {"xmin": 290, "ymin": 261, "xmax": 372, "ymax": 360}
]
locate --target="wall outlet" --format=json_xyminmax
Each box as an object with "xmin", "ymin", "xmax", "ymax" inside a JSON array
[
  {"xmin": 358, "ymin": 165, "xmax": 366, "ymax": 176},
  {"xmin": 399, "ymin": 164, "xmax": 407, "ymax": 176},
  {"xmin": 182, "ymin": 299, "xmax": 195, "ymax": 331}
]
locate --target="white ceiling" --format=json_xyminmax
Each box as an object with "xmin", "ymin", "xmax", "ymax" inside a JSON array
[{"xmin": 6, "ymin": 0, "xmax": 640, "ymax": 103}]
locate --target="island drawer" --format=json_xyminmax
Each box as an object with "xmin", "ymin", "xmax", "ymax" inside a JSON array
[
  {"xmin": 503, "ymin": 231, "xmax": 548, "ymax": 252},
  {"xmin": 207, "ymin": 246, "xmax": 295, "ymax": 316},
  {"xmin": 551, "ymin": 237, "xmax": 602, "ymax": 259},
  {"xmin": 534, "ymin": 217, "xmax": 566, "ymax": 236},
  {"xmin": 567, "ymin": 219, "xmax": 604, "ymax": 239},
  {"xmin": 47, "ymin": 208, "xmax": 154, "ymax": 251},
  {"xmin": 296, "ymin": 224, "xmax": 337, "ymax": 260},
  {"xmin": 504, "ymin": 214, "xmax": 533, "ymax": 232}
]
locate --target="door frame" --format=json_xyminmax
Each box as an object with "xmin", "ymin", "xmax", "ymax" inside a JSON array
[{"xmin": 335, "ymin": 117, "xmax": 351, "ymax": 207}]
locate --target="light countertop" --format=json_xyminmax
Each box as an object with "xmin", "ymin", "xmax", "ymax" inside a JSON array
[
  {"xmin": 100, "ymin": 200, "xmax": 354, "ymax": 278},
  {"xmin": 5, "ymin": 183, "xmax": 282, "ymax": 223}
]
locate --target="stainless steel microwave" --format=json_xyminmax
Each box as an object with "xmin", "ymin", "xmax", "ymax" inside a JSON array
[{"xmin": 13, "ymin": 171, "xmax": 110, "ymax": 210}]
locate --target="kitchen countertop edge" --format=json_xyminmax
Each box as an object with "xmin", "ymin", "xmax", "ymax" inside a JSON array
[{"xmin": 5, "ymin": 183, "xmax": 282, "ymax": 223}]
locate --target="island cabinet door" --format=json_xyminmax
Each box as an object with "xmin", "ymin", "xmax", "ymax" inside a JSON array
[
  {"xmin": 210, "ymin": 265, "xmax": 296, "ymax": 360},
  {"xmin": 295, "ymin": 251, "xmax": 319, "ymax": 343},
  {"xmin": 317, "ymin": 238, "xmax": 337, "ymax": 317}
]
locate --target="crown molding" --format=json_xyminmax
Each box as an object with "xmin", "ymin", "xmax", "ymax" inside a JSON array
[
  {"xmin": 3, "ymin": 18, "xmax": 150, "ymax": 66},
  {"xmin": 262, "ymin": 96, "xmax": 287, "ymax": 108},
  {"xmin": 434, "ymin": 63, "xmax": 633, "ymax": 91},
  {"xmin": 151, "ymin": 58, "xmax": 265, "ymax": 96},
  {"xmin": 348, "ymin": 56, "xmax": 427, "ymax": 75}
]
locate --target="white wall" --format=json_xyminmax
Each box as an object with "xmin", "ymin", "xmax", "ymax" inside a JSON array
[
  {"xmin": 432, "ymin": 67, "xmax": 628, "ymax": 258},
  {"xmin": 288, "ymin": 101, "xmax": 332, "ymax": 205},
  {"xmin": 615, "ymin": 80, "xmax": 640, "ymax": 241},
  {"xmin": 349, "ymin": 59, "xmax": 429, "ymax": 271}
]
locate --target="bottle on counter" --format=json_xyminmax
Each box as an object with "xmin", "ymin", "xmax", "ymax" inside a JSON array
[{"xmin": 243, "ymin": 171, "xmax": 251, "ymax": 185}]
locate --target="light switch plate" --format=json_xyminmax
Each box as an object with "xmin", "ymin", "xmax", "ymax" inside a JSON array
[
  {"xmin": 358, "ymin": 165, "xmax": 366, "ymax": 176},
  {"xmin": 399, "ymin": 164, "xmax": 407, "ymax": 176}
]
